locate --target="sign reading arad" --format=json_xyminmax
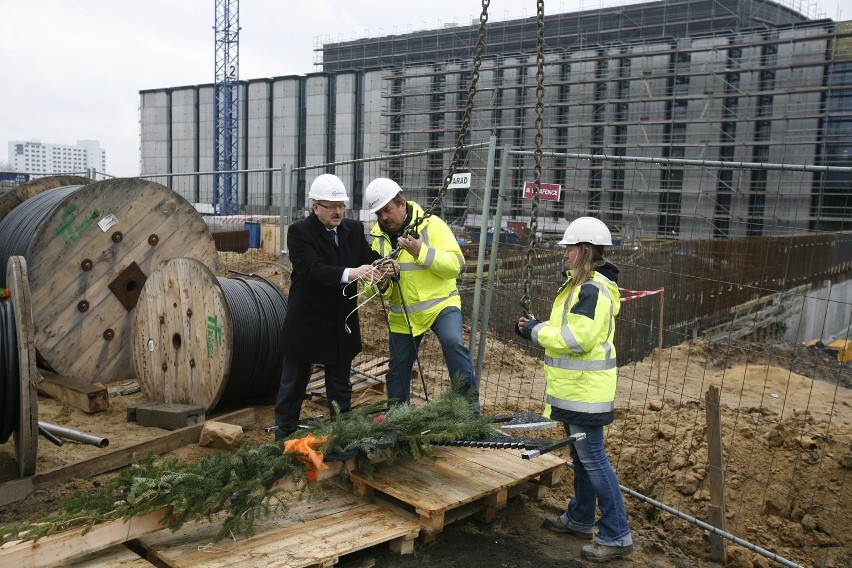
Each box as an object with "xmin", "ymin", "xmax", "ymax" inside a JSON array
[
  {"xmin": 522, "ymin": 181, "xmax": 562, "ymax": 201},
  {"xmin": 448, "ymin": 172, "xmax": 472, "ymax": 189}
]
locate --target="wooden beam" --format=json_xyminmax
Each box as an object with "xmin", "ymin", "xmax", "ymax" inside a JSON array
[
  {"xmin": 0, "ymin": 408, "xmax": 256, "ymax": 507},
  {"xmin": 36, "ymin": 372, "xmax": 110, "ymax": 414},
  {"xmin": 705, "ymin": 386, "xmax": 728, "ymax": 563},
  {"xmin": 0, "ymin": 511, "xmax": 167, "ymax": 568}
]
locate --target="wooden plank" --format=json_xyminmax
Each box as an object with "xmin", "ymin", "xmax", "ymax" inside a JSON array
[
  {"xmin": 140, "ymin": 484, "xmax": 419, "ymax": 568},
  {"xmin": 434, "ymin": 447, "xmax": 565, "ymax": 484},
  {"xmin": 0, "ymin": 510, "xmax": 168, "ymax": 568},
  {"xmin": 0, "ymin": 408, "xmax": 256, "ymax": 507},
  {"xmin": 66, "ymin": 544, "xmax": 156, "ymax": 567},
  {"xmin": 705, "ymin": 385, "xmax": 728, "ymax": 563},
  {"xmin": 36, "ymin": 372, "xmax": 110, "ymax": 414}
]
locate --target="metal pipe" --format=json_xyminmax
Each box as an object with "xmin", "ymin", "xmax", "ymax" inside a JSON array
[
  {"xmin": 475, "ymin": 146, "xmax": 511, "ymax": 381},
  {"xmin": 509, "ymin": 149, "xmax": 852, "ymax": 174},
  {"xmin": 617, "ymin": 482, "xmax": 803, "ymax": 568},
  {"xmin": 468, "ymin": 134, "xmax": 498, "ymax": 355},
  {"xmin": 38, "ymin": 421, "xmax": 109, "ymax": 448},
  {"xmin": 37, "ymin": 425, "xmax": 63, "ymax": 447}
]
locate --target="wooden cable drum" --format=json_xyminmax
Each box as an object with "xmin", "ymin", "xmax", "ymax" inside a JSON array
[
  {"xmin": 0, "ymin": 178, "xmax": 218, "ymax": 384},
  {"xmin": 0, "ymin": 175, "xmax": 94, "ymax": 222},
  {"xmin": 132, "ymin": 257, "xmax": 287, "ymax": 412},
  {"xmin": 0, "ymin": 256, "xmax": 38, "ymax": 477}
]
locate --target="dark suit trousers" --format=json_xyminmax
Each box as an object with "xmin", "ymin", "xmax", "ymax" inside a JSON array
[{"xmin": 274, "ymin": 356, "xmax": 352, "ymax": 441}]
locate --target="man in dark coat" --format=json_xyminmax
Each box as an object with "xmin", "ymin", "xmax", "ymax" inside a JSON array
[{"xmin": 274, "ymin": 174, "xmax": 390, "ymax": 441}]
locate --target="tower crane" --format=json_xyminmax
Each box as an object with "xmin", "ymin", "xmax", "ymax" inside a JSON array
[{"xmin": 213, "ymin": 0, "xmax": 240, "ymax": 214}]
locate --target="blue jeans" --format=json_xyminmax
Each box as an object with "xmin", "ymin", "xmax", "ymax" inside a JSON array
[
  {"xmin": 559, "ymin": 422, "xmax": 632, "ymax": 547},
  {"xmin": 385, "ymin": 307, "xmax": 477, "ymax": 409}
]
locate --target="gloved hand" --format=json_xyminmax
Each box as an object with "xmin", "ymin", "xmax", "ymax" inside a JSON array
[{"xmin": 515, "ymin": 317, "xmax": 540, "ymax": 340}]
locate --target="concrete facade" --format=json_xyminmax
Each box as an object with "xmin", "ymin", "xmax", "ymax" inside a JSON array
[{"xmin": 138, "ymin": 0, "xmax": 852, "ymax": 238}]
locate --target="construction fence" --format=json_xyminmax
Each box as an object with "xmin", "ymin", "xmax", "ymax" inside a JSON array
[{"xmin": 128, "ymin": 143, "xmax": 852, "ymax": 567}]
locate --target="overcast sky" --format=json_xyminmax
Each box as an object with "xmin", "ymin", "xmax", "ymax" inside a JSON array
[{"xmin": 2, "ymin": 0, "xmax": 849, "ymax": 177}]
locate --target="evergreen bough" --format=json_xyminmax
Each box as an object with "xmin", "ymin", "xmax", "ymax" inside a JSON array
[{"xmin": 0, "ymin": 391, "xmax": 493, "ymax": 545}]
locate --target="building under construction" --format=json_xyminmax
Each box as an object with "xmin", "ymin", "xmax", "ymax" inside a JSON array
[{"xmin": 139, "ymin": 0, "xmax": 852, "ymax": 239}]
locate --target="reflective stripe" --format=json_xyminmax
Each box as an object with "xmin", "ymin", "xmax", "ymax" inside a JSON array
[
  {"xmin": 561, "ymin": 325, "xmax": 583, "ymax": 354},
  {"xmin": 455, "ymin": 252, "xmax": 466, "ymax": 270},
  {"xmin": 423, "ymin": 247, "xmax": 436, "ymax": 268},
  {"xmin": 559, "ymin": 298, "xmax": 584, "ymax": 354},
  {"xmin": 388, "ymin": 289, "xmax": 459, "ymax": 313},
  {"xmin": 546, "ymin": 393, "xmax": 614, "ymax": 413},
  {"xmin": 378, "ymin": 239, "xmax": 387, "ymax": 256},
  {"xmin": 421, "ymin": 226, "xmax": 430, "ymax": 245},
  {"xmin": 544, "ymin": 354, "xmax": 617, "ymax": 371},
  {"xmin": 530, "ymin": 322, "xmax": 546, "ymax": 343},
  {"xmin": 398, "ymin": 263, "xmax": 425, "ymax": 271}
]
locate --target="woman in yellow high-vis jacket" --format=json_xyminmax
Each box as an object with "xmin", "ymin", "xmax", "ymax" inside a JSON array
[{"xmin": 516, "ymin": 217, "xmax": 633, "ymax": 563}]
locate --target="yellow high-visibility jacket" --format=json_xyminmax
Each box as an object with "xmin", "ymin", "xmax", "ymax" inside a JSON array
[
  {"xmin": 368, "ymin": 201, "xmax": 465, "ymax": 335},
  {"xmin": 528, "ymin": 264, "xmax": 621, "ymax": 425}
]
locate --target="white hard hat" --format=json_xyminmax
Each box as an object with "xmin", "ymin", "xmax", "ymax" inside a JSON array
[
  {"xmin": 558, "ymin": 217, "xmax": 613, "ymax": 246},
  {"xmin": 308, "ymin": 173, "xmax": 349, "ymax": 203},
  {"xmin": 365, "ymin": 178, "xmax": 402, "ymax": 213}
]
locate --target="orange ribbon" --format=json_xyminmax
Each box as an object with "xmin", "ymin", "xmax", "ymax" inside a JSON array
[{"xmin": 283, "ymin": 434, "xmax": 329, "ymax": 481}]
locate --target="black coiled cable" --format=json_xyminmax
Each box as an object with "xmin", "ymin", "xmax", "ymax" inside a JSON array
[
  {"xmin": 216, "ymin": 278, "xmax": 288, "ymax": 408},
  {"xmin": 0, "ymin": 299, "xmax": 20, "ymax": 444},
  {"xmin": 0, "ymin": 186, "xmax": 82, "ymax": 288}
]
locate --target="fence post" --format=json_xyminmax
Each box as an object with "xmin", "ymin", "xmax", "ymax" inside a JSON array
[
  {"xmin": 475, "ymin": 146, "xmax": 511, "ymax": 382},
  {"xmin": 705, "ymin": 385, "xmax": 728, "ymax": 563},
  {"xmin": 468, "ymin": 134, "xmax": 498, "ymax": 354},
  {"xmin": 280, "ymin": 164, "xmax": 292, "ymax": 271}
]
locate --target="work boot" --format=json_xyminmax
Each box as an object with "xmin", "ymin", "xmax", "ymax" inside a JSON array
[
  {"xmin": 541, "ymin": 516, "xmax": 593, "ymax": 539},
  {"xmin": 581, "ymin": 542, "xmax": 634, "ymax": 563}
]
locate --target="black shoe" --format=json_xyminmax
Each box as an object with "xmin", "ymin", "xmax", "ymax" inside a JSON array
[
  {"xmin": 581, "ymin": 542, "xmax": 634, "ymax": 563},
  {"xmin": 542, "ymin": 516, "xmax": 593, "ymax": 539}
]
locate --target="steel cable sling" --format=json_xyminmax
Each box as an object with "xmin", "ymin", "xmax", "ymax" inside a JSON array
[{"xmin": 520, "ymin": 0, "xmax": 547, "ymax": 319}]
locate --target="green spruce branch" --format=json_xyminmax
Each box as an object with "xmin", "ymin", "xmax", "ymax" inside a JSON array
[{"xmin": 0, "ymin": 392, "xmax": 491, "ymax": 545}]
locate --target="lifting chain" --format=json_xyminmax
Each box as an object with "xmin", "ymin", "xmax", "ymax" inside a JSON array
[
  {"xmin": 520, "ymin": 0, "xmax": 546, "ymax": 318},
  {"xmin": 392, "ymin": 0, "xmax": 490, "ymax": 251}
]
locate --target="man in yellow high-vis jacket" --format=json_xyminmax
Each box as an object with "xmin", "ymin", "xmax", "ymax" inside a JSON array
[{"xmin": 364, "ymin": 178, "xmax": 477, "ymax": 410}]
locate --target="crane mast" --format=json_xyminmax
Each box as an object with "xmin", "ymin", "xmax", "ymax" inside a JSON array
[{"xmin": 213, "ymin": 0, "xmax": 239, "ymax": 214}]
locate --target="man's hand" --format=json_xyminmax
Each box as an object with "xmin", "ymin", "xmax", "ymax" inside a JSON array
[
  {"xmin": 349, "ymin": 264, "xmax": 380, "ymax": 282},
  {"xmin": 397, "ymin": 234, "xmax": 423, "ymax": 258}
]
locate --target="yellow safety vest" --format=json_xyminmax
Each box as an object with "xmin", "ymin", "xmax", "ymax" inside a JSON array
[
  {"xmin": 528, "ymin": 269, "xmax": 620, "ymax": 420},
  {"xmin": 368, "ymin": 201, "xmax": 465, "ymax": 335}
]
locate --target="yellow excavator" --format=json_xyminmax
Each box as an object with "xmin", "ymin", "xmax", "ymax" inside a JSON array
[{"xmin": 805, "ymin": 338, "xmax": 852, "ymax": 364}]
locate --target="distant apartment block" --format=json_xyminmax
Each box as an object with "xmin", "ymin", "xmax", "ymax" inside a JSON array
[{"xmin": 8, "ymin": 139, "xmax": 106, "ymax": 176}]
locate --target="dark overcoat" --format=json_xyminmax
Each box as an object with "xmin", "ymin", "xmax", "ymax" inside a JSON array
[{"xmin": 282, "ymin": 213, "xmax": 379, "ymax": 365}]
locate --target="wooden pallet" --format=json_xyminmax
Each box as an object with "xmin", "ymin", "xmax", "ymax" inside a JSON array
[
  {"xmin": 345, "ymin": 446, "xmax": 565, "ymax": 534},
  {"xmin": 136, "ymin": 483, "xmax": 419, "ymax": 568},
  {"xmin": 306, "ymin": 354, "xmax": 389, "ymax": 403}
]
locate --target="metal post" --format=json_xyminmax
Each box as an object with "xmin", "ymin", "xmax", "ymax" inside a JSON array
[
  {"xmin": 475, "ymin": 146, "xmax": 511, "ymax": 381},
  {"xmin": 468, "ymin": 134, "xmax": 498, "ymax": 354},
  {"xmin": 280, "ymin": 164, "xmax": 293, "ymax": 271}
]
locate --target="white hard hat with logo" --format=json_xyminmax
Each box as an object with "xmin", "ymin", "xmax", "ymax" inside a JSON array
[
  {"xmin": 558, "ymin": 217, "xmax": 613, "ymax": 246},
  {"xmin": 309, "ymin": 174, "xmax": 349, "ymax": 203},
  {"xmin": 365, "ymin": 178, "xmax": 403, "ymax": 213}
]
